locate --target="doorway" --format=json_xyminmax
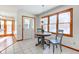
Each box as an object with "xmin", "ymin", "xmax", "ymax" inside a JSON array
[{"xmin": 22, "ymin": 16, "xmax": 35, "ymax": 40}]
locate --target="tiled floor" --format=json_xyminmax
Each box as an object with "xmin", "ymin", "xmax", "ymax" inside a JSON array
[
  {"xmin": 0, "ymin": 36, "xmax": 16, "ymax": 52},
  {"xmin": 0, "ymin": 38, "xmax": 79, "ymax": 54}
]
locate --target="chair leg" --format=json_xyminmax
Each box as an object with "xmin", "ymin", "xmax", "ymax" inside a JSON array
[
  {"xmin": 48, "ymin": 40, "xmax": 50, "ymax": 48},
  {"xmin": 43, "ymin": 44, "xmax": 44, "ymax": 49},
  {"xmin": 56, "ymin": 45, "xmax": 58, "ymax": 48},
  {"xmin": 42, "ymin": 39, "xmax": 44, "ymax": 49},
  {"xmin": 53, "ymin": 44, "xmax": 55, "ymax": 54},
  {"xmin": 41, "ymin": 36, "xmax": 44, "ymax": 49},
  {"xmin": 60, "ymin": 45, "xmax": 62, "ymax": 52},
  {"xmin": 38, "ymin": 37, "xmax": 40, "ymax": 43}
]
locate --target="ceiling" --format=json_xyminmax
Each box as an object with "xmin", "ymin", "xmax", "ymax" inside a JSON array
[
  {"xmin": 0, "ymin": 5, "xmax": 58, "ymax": 15},
  {"xmin": 16, "ymin": 5, "xmax": 58, "ymax": 15}
]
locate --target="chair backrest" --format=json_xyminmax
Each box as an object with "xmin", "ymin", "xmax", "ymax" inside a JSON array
[
  {"xmin": 55, "ymin": 30, "xmax": 64, "ymax": 44},
  {"xmin": 37, "ymin": 28, "xmax": 44, "ymax": 33}
]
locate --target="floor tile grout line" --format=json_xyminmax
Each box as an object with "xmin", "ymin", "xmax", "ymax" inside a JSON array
[{"xmin": 0, "ymin": 41, "xmax": 17, "ymax": 53}]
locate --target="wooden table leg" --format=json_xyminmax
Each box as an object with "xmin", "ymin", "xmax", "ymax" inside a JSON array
[
  {"xmin": 35, "ymin": 37, "xmax": 41, "ymax": 46},
  {"xmin": 41, "ymin": 36, "xmax": 45, "ymax": 49}
]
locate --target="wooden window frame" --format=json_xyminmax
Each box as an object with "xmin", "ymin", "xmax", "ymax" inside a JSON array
[
  {"xmin": 48, "ymin": 14, "xmax": 58, "ymax": 34},
  {"xmin": 41, "ymin": 8, "xmax": 73, "ymax": 37},
  {"xmin": 0, "ymin": 16, "xmax": 15, "ymax": 37}
]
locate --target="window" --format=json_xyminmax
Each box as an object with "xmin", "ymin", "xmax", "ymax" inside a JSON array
[
  {"xmin": 58, "ymin": 9, "xmax": 73, "ymax": 37},
  {"xmin": 0, "ymin": 16, "xmax": 15, "ymax": 36},
  {"xmin": 49, "ymin": 15, "xmax": 57, "ymax": 33},
  {"xmin": 58, "ymin": 12, "xmax": 71, "ymax": 34},
  {"xmin": 41, "ymin": 17, "xmax": 48, "ymax": 32},
  {"xmin": 0, "ymin": 20, "xmax": 4, "ymax": 34},
  {"xmin": 41, "ymin": 8, "xmax": 73, "ymax": 37},
  {"xmin": 6, "ymin": 21, "xmax": 12, "ymax": 34}
]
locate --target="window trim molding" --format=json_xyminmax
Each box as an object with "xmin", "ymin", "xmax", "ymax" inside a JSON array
[{"xmin": 41, "ymin": 8, "xmax": 73, "ymax": 37}]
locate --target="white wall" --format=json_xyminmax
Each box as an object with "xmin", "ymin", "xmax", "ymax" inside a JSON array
[
  {"xmin": 35, "ymin": 15, "xmax": 41, "ymax": 31},
  {"xmin": 39, "ymin": 5, "xmax": 79, "ymax": 49},
  {"xmin": 0, "ymin": 6, "xmax": 17, "ymax": 18}
]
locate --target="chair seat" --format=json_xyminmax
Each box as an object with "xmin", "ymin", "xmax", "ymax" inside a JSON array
[{"xmin": 50, "ymin": 39, "xmax": 60, "ymax": 44}]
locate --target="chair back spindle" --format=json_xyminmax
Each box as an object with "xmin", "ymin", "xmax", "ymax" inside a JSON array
[{"xmin": 56, "ymin": 30, "xmax": 64, "ymax": 44}]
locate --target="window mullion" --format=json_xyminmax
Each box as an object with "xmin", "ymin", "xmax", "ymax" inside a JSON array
[
  {"xmin": 48, "ymin": 16, "xmax": 49, "ymax": 32},
  {"xmin": 56, "ymin": 14, "xmax": 58, "ymax": 34},
  {"xmin": 3, "ymin": 16, "xmax": 7, "ymax": 35}
]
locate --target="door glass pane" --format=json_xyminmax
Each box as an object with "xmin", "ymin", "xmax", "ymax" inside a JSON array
[
  {"xmin": 24, "ymin": 19, "xmax": 30, "ymax": 29},
  {"xmin": 6, "ymin": 21, "xmax": 12, "ymax": 34},
  {"xmin": 58, "ymin": 24, "xmax": 70, "ymax": 34},
  {"xmin": 24, "ymin": 17, "xmax": 34, "ymax": 30},
  {"xmin": 0, "ymin": 20, "xmax": 4, "ymax": 34},
  {"xmin": 49, "ymin": 24, "xmax": 56, "ymax": 32},
  {"xmin": 31, "ymin": 18, "xmax": 34, "ymax": 29}
]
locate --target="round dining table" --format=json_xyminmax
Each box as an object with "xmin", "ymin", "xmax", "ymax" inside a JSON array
[{"xmin": 35, "ymin": 32, "xmax": 51, "ymax": 49}]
